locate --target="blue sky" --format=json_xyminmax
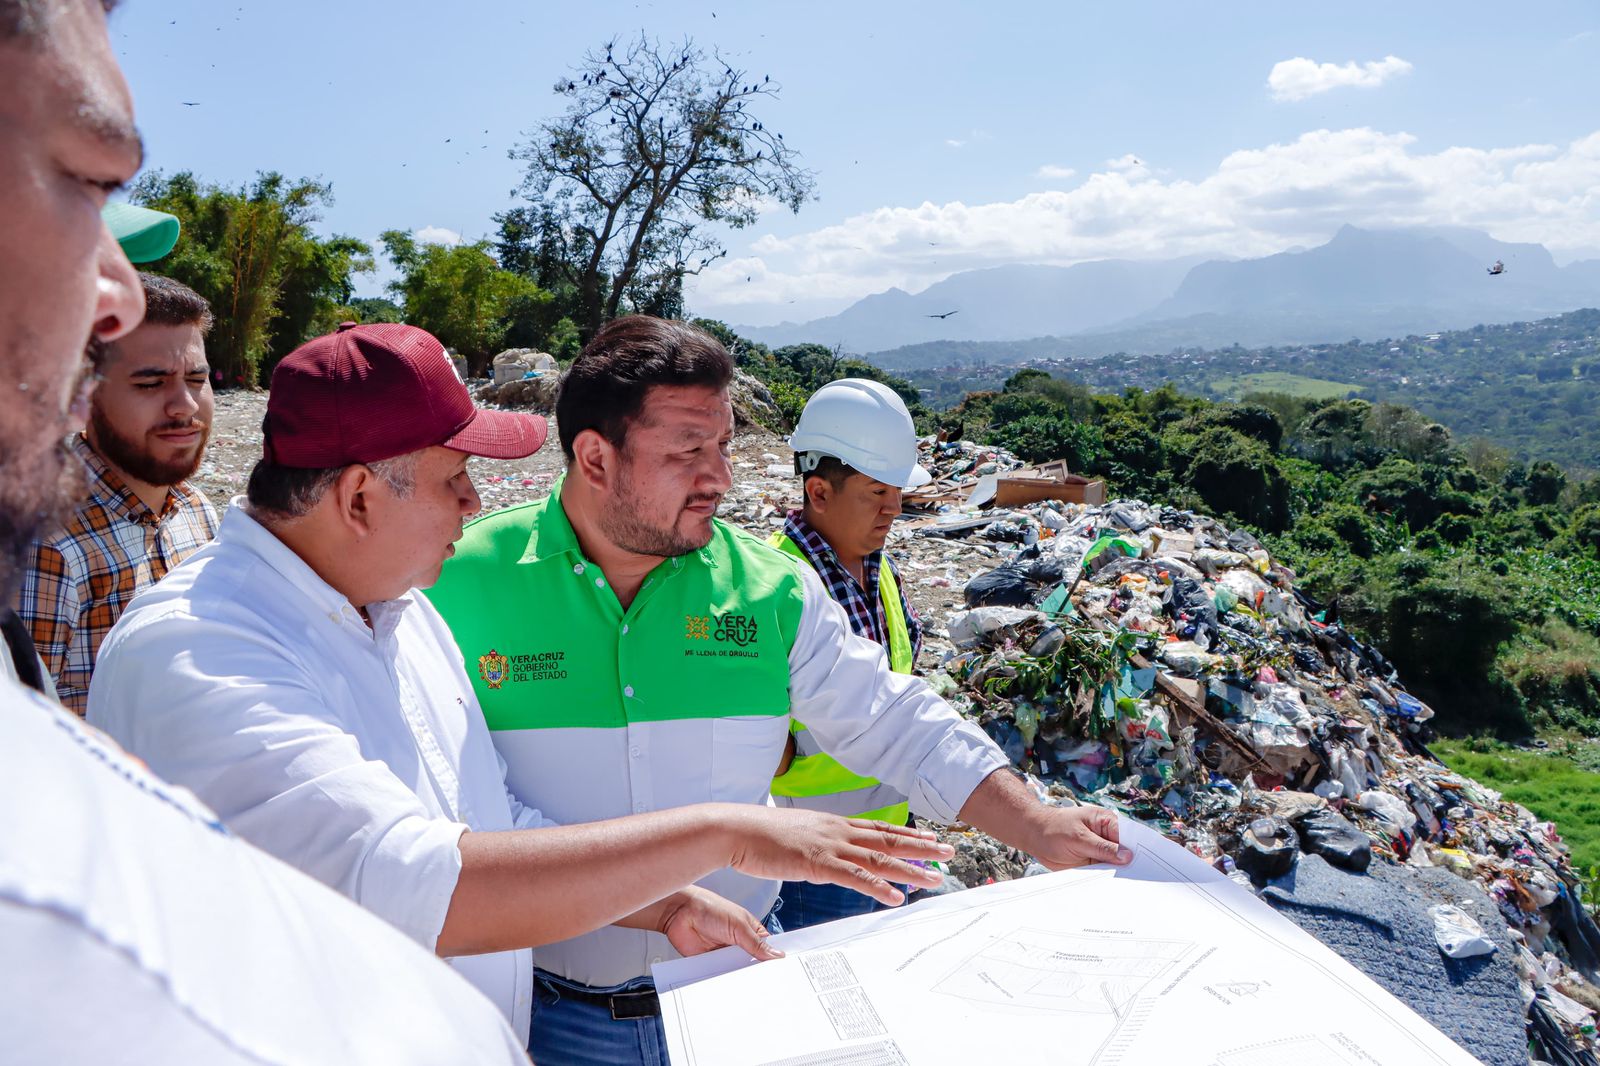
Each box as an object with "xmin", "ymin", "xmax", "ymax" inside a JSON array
[{"xmin": 112, "ymin": 1, "xmax": 1600, "ymax": 325}]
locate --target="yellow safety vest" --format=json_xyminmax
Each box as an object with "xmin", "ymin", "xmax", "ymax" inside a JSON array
[{"xmin": 768, "ymin": 531, "xmax": 913, "ymax": 824}]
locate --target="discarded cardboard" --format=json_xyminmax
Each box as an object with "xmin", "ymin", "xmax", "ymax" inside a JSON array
[
  {"xmin": 1150, "ymin": 527, "xmax": 1197, "ymax": 556},
  {"xmin": 994, "ymin": 473, "xmax": 1107, "ymax": 507}
]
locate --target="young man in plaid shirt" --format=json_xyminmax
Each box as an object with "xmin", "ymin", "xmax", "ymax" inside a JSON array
[
  {"xmin": 767, "ymin": 378, "xmax": 932, "ymax": 929},
  {"xmin": 19, "ymin": 273, "xmax": 219, "ymax": 714}
]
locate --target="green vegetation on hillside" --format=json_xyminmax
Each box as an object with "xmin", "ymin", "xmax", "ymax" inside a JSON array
[
  {"xmin": 970, "ymin": 310, "xmax": 1600, "ymax": 475},
  {"xmin": 1212, "ymin": 372, "xmax": 1364, "ymax": 401}
]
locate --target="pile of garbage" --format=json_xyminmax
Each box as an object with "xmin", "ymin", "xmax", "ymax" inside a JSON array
[{"xmin": 896, "ymin": 437, "xmax": 1600, "ymax": 1064}]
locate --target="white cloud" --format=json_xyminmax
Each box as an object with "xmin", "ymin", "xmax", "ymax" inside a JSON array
[
  {"xmin": 1104, "ymin": 154, "xmax": 1149, "ymax": 174},
  {"xmin": 1268, "ymin": 55, "xmax": 1413, "ymax": 102},
  {"xmin": 1035, "ymin": 164, "xmax": 1077, "ymax": 180},
  {"xmin": 688, "ymin": 126, "xmax": 1600, "ymax": 320},
  {"xmin": 414, "ymin": 225, "xmax": 463, "ymax": 246},
  {"xmin": 945, "ymin": 138, "xmax": 966, "ymax": 149}
]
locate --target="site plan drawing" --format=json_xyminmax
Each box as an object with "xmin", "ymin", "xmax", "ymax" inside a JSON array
[{"xmin": 655, "ymin": 820, "xmax": 1484, "ymax": 1065}]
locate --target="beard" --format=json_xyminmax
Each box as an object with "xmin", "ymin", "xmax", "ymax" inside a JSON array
[
  {"xmin": 89, "ymin": 405, "xmax": 210, "ymax": 489},
  {"xmin": 0, "ymin": 341, "xmax": 99, "ymax": 603},
  {"xmin": 0, "ymin": 428, "xmax": 89, "ymax": 606},
  {"xmin": 597, "ymin": 454, "xmax": 721, "ymax": 559}
]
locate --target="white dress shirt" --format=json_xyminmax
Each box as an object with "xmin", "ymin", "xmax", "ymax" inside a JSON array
[
  {"xmin": 1, "ymin": 675, "xmax": 529, "ymax": 1064},
  {"xmin": 89, "ymin": 503, "xmax": 549, "ymax": 1043}
]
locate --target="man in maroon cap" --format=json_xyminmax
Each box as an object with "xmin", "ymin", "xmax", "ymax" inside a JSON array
[{"xmin": 87, "ymin": 321, "xmax": 950, "ymax": 1046}]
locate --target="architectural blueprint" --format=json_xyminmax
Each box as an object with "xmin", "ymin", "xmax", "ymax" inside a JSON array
[{"xmin": 654, "ymin": 820, "xmax": 1485, "ymax": 1065}]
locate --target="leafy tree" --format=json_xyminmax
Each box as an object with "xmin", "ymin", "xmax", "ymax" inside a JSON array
[
  {"xmin": 380, "ymin": 231, "xmax": 551, "ymax": 374},
  {"xmin": 986, "ymin": 416, "xmax": 1102, "ymax": 468},
  {"xmin": 1524, "ymin": 460, "xmax": 1568, "ymax": 507},
  {"xmin": 1570, "ymin": 505, "xmax": 1600, "ymax": 558},
  {"xmin": 347, "ymin": 297, "xmax": 403, "ymax": 324},
  {"xmin": 508, "ymin": 34, "xmax": 814, "ymax": 339},
  {"xmin": 1169, "ymin": 427, "xmax": 1290, "ymax": 531},
  {"xmin": 266, "ymin": 234, "xmax": 375, "ymax": 375},
  {"xmin": 131, "ymin": 170, "xmax": 372, "ymax": 386},
  {"xmin": 1179, "ymin": 403, "xmax": 1284, "ymax": 452}
]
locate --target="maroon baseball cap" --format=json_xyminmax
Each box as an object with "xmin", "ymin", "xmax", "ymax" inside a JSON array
[{"xmin": 263, "ymin": 322, "xmax": 547, "ymax": 467}]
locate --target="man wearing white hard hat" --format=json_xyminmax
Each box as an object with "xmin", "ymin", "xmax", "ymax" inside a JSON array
[{"xmin": 768, "ymin": 379, "xmax": 935, "ymax": 928}]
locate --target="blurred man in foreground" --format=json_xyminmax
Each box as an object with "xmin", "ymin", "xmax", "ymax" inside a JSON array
[{"xmin": 0, "ymin": 3, "xmax": 514, "ymax": 1060}]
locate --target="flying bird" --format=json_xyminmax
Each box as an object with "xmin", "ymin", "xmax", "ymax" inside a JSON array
[
  {"xmin": 181, "ymin": 101, "xmax": 201, "ymax": 106},
  {"xmin": 926, "ymin": 310, "xmax": 960, "ymax": 320}
]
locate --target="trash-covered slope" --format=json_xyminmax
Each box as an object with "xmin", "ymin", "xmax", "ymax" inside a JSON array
[{"xmin": 887, "ymin": 437, "xmax": 1600, "ymax": 1065}]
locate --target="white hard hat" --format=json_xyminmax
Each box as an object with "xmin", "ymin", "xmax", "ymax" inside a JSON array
[{"xmin": 788, "ymin": 378, "xmax": 932, "ymax": 490}]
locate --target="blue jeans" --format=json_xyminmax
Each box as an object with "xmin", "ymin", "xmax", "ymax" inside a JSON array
[
  {"xmin": 775, "ymin": 880, "xmax": 903, "ymax": 931},
  {"xmin": 528, "ymin": 970, "xmax": 667, "ymax": 1066},
  {"xmin": 528, "ymin": 907, "xmax": 783, "ymax": 1065}
]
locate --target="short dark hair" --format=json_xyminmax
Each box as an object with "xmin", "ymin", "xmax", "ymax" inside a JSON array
[
  {"xmin": 138, "ymin": 273, "xmax": 213, "ymax": 333},
  {"xmin": 798, "ymin": 454, "xmax": 858, "ymax": 493},
  {"xmin": 1, "ymin": 1, "xmax": 118, "ymax": 41},
  {"xmin": 555, "ymin": 316, "xmax": 733, "ymax": 461},
  {"xmin": 245, "ymin": 447, "xmax": 416, "ymax": 522}
]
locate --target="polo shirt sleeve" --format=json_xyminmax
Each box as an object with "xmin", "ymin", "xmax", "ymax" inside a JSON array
[
  {"xmin": 786, "ymin": 565, "xmax": 1009, "ymax": 824},
  {"xmin": 87, "ymin": 610, "xmax": 467, "ymax": 951}
]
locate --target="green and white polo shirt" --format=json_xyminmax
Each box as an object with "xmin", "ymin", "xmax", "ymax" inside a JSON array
[{"xmin": 426, "ymin": 483, "xmax": 1007, "ymax": 987}]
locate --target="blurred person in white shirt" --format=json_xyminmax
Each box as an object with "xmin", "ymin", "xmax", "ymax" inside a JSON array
[{"xmin": 0, "ymin": 1, "xmax": 529, "ymax": 1061}]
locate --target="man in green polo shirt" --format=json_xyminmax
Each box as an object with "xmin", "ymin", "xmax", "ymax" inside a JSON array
[{"xmin": 428, "ymin": 314, "xmax": 1130, "ymax": 1066}]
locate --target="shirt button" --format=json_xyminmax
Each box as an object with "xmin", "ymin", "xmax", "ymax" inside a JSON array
[
  {"xmin": 621, "ymin": 624, "xmax": 630, "ymax": 635},
  {"xmin": 634, "ymin": 803, "xmax": 646, "ymax": 813},
  {"xmin": 595, "ymin": 576, "xmax": 606, "ymax": 588},
  {"xmin": 630, "ymin": 747, "xmax": 641, "ymax": 758},
  {"xmin": 624, "ymin": 685, "xmax": 635, "ymax": 698},
  {"xmin": 573, "ymin": 562, "xmax": 586, "ymax": 575},
  {"xmin": 651, "ymin": 956, "xmax": 663, "ymax": 966}
]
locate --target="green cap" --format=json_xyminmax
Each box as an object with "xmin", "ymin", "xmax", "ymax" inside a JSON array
[{"xmin": 102, "ymin": 202, "xmax": 180, "ymax": 263}]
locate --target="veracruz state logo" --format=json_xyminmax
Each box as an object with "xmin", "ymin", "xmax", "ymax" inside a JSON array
[
  {"xmin": 685, "ymin": 613, "xmax": 759, "ymax": 646},
  {"xmin": 477, "ymin": 649, "xmax": 510, "ymax": 689}
]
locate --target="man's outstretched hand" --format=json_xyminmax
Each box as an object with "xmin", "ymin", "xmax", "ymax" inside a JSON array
[
  {"xmin": 1024, "ymin": 804, "xmax": 1132, "ymax": 871},
  {"xmin": 958, "ymin": 768, "xmax": 1134, "ymax": 871},
  {"xmin": 722, "ymin": 807, "xmax": 953, "ymax": 907},
  {"xmin": 654, "ymin": 886, "xmax": 783, "ymax": 960}
]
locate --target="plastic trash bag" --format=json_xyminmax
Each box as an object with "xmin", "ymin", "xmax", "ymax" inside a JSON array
[
  {"xmin": 1430, "ymin": 904, "xmax": 1497, "ymax": 958},
  {"xmin": 1236, "ymin": 816, "xmax": 1299, "ymax": 881},
  {"xmin": 1294, "ymin": 808, "xmax": 1373, "ymax": 872}
]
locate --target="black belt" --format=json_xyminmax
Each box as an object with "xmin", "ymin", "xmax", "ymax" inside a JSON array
[{"xmin": 539, "ymin": 978, "xmax": 660, "ymax": 1020}]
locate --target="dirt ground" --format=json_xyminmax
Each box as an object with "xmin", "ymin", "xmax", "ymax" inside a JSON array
[{"xmin": 192, "ymin": 388, "xmax": 1008, "ymax": 665}]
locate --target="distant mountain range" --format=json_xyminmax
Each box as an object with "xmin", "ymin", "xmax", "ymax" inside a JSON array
[{"xmin": 732, "ymin": 226, "xmax": 1600, "ymax": 369}]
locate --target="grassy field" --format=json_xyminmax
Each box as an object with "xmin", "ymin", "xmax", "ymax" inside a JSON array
[
  {"xmin": 1432, "ymin": 738, "xmax": 1600, "ymax": 896},
  {"xmin": 1212, "ymin": 372, "xmax": 1365, "ymax": 400}
]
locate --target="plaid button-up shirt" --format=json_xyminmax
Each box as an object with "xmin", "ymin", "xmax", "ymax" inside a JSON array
[
  {"xmin": 19, "ymin": 435, "xmax": 219, "ymax": 715},
  {"xmin": 780, "ymin": 509, "xmax": 922, "ymax": 662}
]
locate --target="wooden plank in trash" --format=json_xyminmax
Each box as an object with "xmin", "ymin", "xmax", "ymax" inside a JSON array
[{"xmin": 1131, "ymin": 652, "xmax": 1267, "ymax": 772}]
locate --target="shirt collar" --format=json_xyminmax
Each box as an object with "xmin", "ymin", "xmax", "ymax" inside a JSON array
[
  {"xmin": 518, "ymin": 474, "xmax": 719, "ymax": 570},
  {"xmin": 783, "ymin": 509, "xmax": 883, "ymax": 581},
  {"xmin": 74, "ymin": 433, "xmax": 195, "ymax": 526},
  {"xmin": 219, "ymin": 498, "xmax": 414, "ymax": 631}
]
